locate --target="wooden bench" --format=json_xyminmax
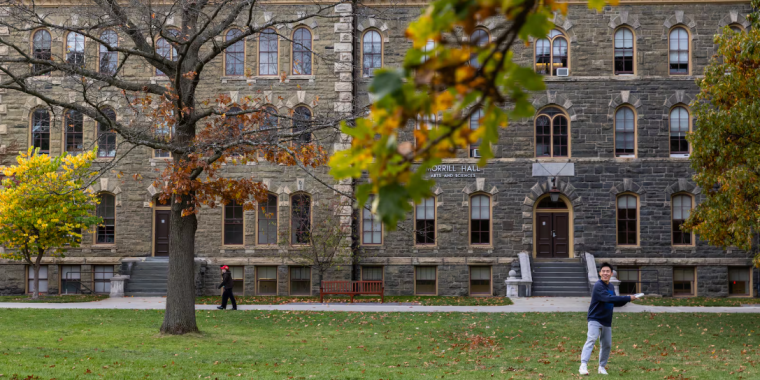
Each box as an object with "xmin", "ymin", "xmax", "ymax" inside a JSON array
[{"xmin": 319, "ymin": 281, "xmax": 384, "ymax": 303}]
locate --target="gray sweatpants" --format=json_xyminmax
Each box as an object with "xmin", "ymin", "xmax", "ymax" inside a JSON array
[{"xmin": 581, "ymin": 321, "xmax": 612, "ymax": 367}]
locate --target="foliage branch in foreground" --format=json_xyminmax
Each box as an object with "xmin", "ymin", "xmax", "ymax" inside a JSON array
[
  {"xmin": 684, "ymin": 0, "xmax": 760, "ymax": 267},
  {"xmin": 330, "ymin": 0, "xmax": 618, "ymax": 227}
]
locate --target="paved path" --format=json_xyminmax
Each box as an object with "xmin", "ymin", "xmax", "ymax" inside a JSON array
[{"xmin": 1, "ymin": 296, "xmax": 759, "ymax": 313}]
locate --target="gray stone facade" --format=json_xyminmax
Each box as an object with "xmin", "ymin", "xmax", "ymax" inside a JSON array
[{"xmin": 0, "ymin": 1, "xmax": 757, "ymax": 298}]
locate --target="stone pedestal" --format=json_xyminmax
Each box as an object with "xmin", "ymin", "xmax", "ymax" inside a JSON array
[
  {"xmin": 610, "ymin": 271, "xmax": 621, "ymax": 296},
  {"xmin": 109, "ymin": 275, "xmax": 129, "ymax": 298}
]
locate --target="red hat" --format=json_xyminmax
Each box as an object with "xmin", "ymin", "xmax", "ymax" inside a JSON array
[{"xmin": 221, "ymin": 265, "xmax": 229, "ymax": 270}]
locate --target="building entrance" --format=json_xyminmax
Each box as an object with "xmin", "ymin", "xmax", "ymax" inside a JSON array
[
  {"xmin": 535, "ymin": 197, "xmax": 570, "ymax": 258},
  {"xmin": 154, "ymin": 209, "xmax": 171, "ymax": 257}
]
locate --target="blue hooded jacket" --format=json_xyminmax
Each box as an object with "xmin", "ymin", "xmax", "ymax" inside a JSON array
[{"xmin": 587, "ymin": 280, "xmax": 631, "ymax": 327}]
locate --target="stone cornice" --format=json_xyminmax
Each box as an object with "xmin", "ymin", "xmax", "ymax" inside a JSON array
[{"xmin": 19, "ymin": 0, "xmax": 752, "ymax": 6}]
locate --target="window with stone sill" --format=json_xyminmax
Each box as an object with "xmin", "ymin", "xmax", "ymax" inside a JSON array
[
  {"xmin": 415, "ymin": 197, "xmax": 435, "ymax": 245},
  {"xmin": 32, "ymin": 29, "xmax": 52, "ymax": 76},
  {"xmin": 361, "ymin": 195, "xmax": 382, "ymax": 245},
  {"xmin": 61, "ymin": 265, "xmax": 81, "ymax": 294},
  {"xmin": 415, "ymin": 266, "xmax": 436, "ymax": 295},
  {"xmin": 470, "ymin": 194, "xmax": 491, "ymax": 245},
  {"xmin": 670, "ymin": 106, "xmax": 690, "ymax": 155},
  {"xmin": 96, "ymin": 193, "xmax": 116, "ymax": 244},
  {"xmin": 257, "ymin": 194, "xmax": 278, "ymax": 245},
  {"xmin": 259, "ymin": 28, "xmax": 279, "ymax": 76},
  {"xmin": 615, "ymin": 107, "xmax": 635, "ymax": 157},
  {"xmin": 291, "ymin": 193, "xmax": 311, "ymax": 245},
  {"xmin": 470, "ymin": 266, "xmax": 491, "ymax": 295},
  {"xmin": 225, "ymin": 29, "xmax": 245, "ymax": 76},
  {"xmin": 99, "ymin": 30, "xmax": 118, "ymax": 75},
  {"xmin": 669, "ymin": 27, "xmax": 689, "ymax": 75},
  {"xmin": 290, "ymin": 266, "xmax": 311, "ymax": 295},
  {"xmin": 66, "ymin": 32, "xmax": 85, "ymax": 68},
  {"xmin": 535, "ymin": 29, "xmax": 568, "ymax": 76},
  {"xmin": 31, "ymin": 108, "xmax": 50, "ymax": 154},
  {"xmin": 616, "ymin": 194, "xmax": 637, "ymax": 246},
  {"xmin": 94, "ymin": 265, "xmax": 114, "ymax": 293},
  {"xmin": 728, "ymin": 267, "xmax": 750, "ymax": 296},
  {"xmin": 469, "ymin": 108, "xmax": 484, "ymax": 158},
  {"xmin": 362, "ymin": 30, "xmax": 382, "ymax": 77},
  {"xmin": 230, "ymin": 266, "xmax": 244, "ymax": 295},
  {"xmin": 671, "ymin": 194, "xmax": 693, "ymax": 246},
  {"xmin": 362, "ymin": 266, "xmax": 383, "ymax": 281},
  {"xmin": 97, "ymin": 108, "xmax": 117, "ymax": 158},
  {"xmin": 64, "ymin": 109, "xmax": 84, "ymax": 155},
  {"xmin": 617, "ymin": 266, "xmax": 639, "ymax": 295},
  {"xmin": 27, "ymin": 265, "xmax": 48, "ymax": 294},
  {"xmin": 535, "ymin": 107, "xmax": 569, "ymax": 157},
  {"xmin": 673, "ymin": 267, "xmax": 694, "ymax": 296},
  {"xmin": 292, "ymin": 27, "xmax": 312, "ymax": 76},
  {"xmin": 614, "ymin": 28, "xmax": 634, "ymax": 75},
  {"xmin": 223, "ymin": 200, "xmax": 244, "ymax": 246},
  {"xmin": 257, "ymin": 266, "xmax": 277, "ymax": 295}
]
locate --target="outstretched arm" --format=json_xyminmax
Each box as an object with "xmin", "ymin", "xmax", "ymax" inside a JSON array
[{"xmin": 594, "ymin": 284, "xmax": 632, "ymax": 305}]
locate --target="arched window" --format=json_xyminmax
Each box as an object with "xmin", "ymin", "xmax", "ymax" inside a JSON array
[
  {"xmin": 361, "ymin": 195, "xmax": 382, "ymax": 245},
  {"xmin": 31, "ymin": 109, "xmax": 50, "ymax": 154},
  {"xmin": 96, "ymin": 193, "xmax": 115, "ymax": 244},
  {"xmin": 64, "ymin": 109, "xmax": 84, "ymax": 154},
  {"xmin": 535, "ymin": 29, "xmax": 568, "ymax": 76},
  {"xmin": 670, "ymin": 106, "xmax": 690, "ymax": 155},
  {"xmin": 224, "ymin": 200, "xmax": 244, "ymax": 245},
  {"xmin": 669, "ymin": 27, "xmax": 689, "ymax": 75},
  {"xmin": 362, "ymin": 30, "xmax": 382, "ymax": 77},
  {"xmin": 155, "ymin": 33, "xmax": 178, "ymax": 76},
  {"xmin": 729, "ymin": 24, "xmax": 744, "ymax": 33},
  {"xmin": 469, "ymin": 108, "xmax": 483, "ymax": 158},
  {"xmin": 615, "ymin": 107, "xmax": 635, "ymax": 157},
  {"xmin": 672, "ymin": 194, "xmax": 693, "ymax": 245},
  {"xmin": 97, "ymin": 108, "xmax": 117, "ymax": 158},
  {"xmin": 535, "ymin": 107, "xmax": 569, "ymax": 157},
  {"xmin": 225, "ymin": 29, "xmax": 244, "ymax": 76},
  {"xmin": 99, "ymin": 30, "xmax": 118, "ymax": 75},
  {"xmin": 617, "ymin": 194, "xmax": 637, "ymax": 246},
  {"xmin": 614, "ymin": 28, "xmax": 634, "ymax": 74},
  {"xmin": 469, "ymin": 28, "xmax": 489, "ymax": 67},
  {"xmin": 257, "ymin": 194, "xmax": 278, "ymax": 245},
  {"xmin": 292, "ymin": 106, "xmax": 312, "ymax": 145},
  {"xmin": 66, "ymin": 32, "xmax": 85, "ymax": 67},
  {"xmin": 261, "ymin": 106, "xmax": 278, "ymax": 130},
  {"xmin": 32, "ymin": 30, "xmax": 52, "ymax": 75},
  {"xmin": 292, "ymin": 27, "xmax": 312, "ymax": 75},
  {"xmin": 415, "ymin": 197, "xmax": 435, "ymax": 245},
  {"xmin": 291, "ymin": 193, "xmax": 311, "ymax": 244},
  {"xmin": 259, "ymin": 28, "xmax": 278, "ymax": 76},
  {"xmin": 470, "ymin": 194, "xmax": 490, "ymax": 245}
]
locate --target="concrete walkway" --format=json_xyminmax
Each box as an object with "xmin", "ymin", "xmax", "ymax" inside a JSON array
[{"xmin": 1, "ymin": 296, "xmax": 759, "ymax": 313}]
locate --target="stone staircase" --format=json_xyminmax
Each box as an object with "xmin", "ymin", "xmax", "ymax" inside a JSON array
[
  {"xmin": 532, "ymin": 259, "xmax": 590, "ymax": 297},
  {"xmin": 124, "ymin": 258, "xmax": 169, "ymax": 297}
]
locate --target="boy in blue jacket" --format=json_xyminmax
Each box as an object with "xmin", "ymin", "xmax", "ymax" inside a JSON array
[{"xmin": 579, "ymin": 262, "xmax": 636, "ymax": 376}]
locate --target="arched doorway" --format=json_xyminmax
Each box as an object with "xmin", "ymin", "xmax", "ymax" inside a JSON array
[{"xmin": 533, "ymin": 194, "xmax": 573, "ymax": 258}]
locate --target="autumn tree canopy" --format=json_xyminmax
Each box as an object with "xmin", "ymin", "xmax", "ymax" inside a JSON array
[
  {"xmin": 684, "ymin": 0, "xmax": 760, "ymax": 267},
  {"xmin": 0, "ymin": 148, "xmax": 102, "ymax": 299}
]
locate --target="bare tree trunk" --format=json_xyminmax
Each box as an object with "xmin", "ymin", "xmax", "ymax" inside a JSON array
[
  {"xmin": 32, "ymin": 262, "xmax": 40, "ymax": 300},
  {"xmin": 160, "ymin": 193, "xmax": 199, "ymax": 335}
]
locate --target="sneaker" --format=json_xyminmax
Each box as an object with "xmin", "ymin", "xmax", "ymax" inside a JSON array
[
  {"xmin": 579, "ymin": 363, "xmax": 589, "ymax": 376},
  {"xmin": 598, "ymin": 366, "xmax": 608, "ymax": 375},
  {"xmin": 216, "ymin": 306, "xmax": 224, "ymax": 310}
]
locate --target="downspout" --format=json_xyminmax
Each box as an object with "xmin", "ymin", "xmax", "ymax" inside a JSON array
[{"xmin": 349, "ymin": 0, "xmax": 360, "ymax": 281}]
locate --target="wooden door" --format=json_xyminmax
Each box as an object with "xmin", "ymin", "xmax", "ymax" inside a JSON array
[
  {"xmin": 154, "ymin": 210, "xmax": 171, "ymax": 257},
  {"xmin": 536, "ymin": 213, "xmax": 553, "ymax": 258},
  {"xmin": 552, "ymin": 213, "xmax": 569, "ymax": 258}
]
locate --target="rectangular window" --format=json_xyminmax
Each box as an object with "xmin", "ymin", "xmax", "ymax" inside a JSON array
[
  {"xmin": 224, "ymin": 201, "xmax": 244, "ymax": 245},
  {"xmin": 362, "ymin": 196, "xmax": 382, "ymax": 245},
  {"xmin": 415, "ymin": 197, "xmax": 436, "ymax": 245},
  {"xmin": 27, "ymin": 265, "xmax": 48, "ymax": 294},
  {"xmin": 673, "ymin": 267, "xmax": 695, "ymax": 296},
  {"xmin": 230, "ymin": 266, "xmax": 245, "ymax": 295},
  {"xmin": 256, "ymin": 266, "xmax": 277, "ymax": 295},
  {"xmin": 617, "ymin": 267, "xmax": 639, "ymax": 295},
  {"xmin": 61, "ymin": 265, "xmax": 81, "ymax": 294},
  {"xmin": 291, "ymin": 194, "xmax": 311, "ymax": 244},
  {"xmin": 469, "ymin": 266, "xmax": 491, "ymax": 295},
  {"xmin": 617, "ymin": 195, "xmax": 637, "ymax": 246},
  {"xmin": 415, "ymin": 266, "xmax": 436, "ymax": 295},
  {"xmin": 257, "ymin": 194, "xmax": 278, "ymax": 245},
  {"xmin": 290, "ymin": 267, "xmax": 311, "ymax": 296},
  {"xmin": 94, "ymin": 265, "xmax": 114, "ymax": 293},
  {"xmin": 672, "ymin": 195, "xmax": 692, "ymax": 246},
  {"xmin": 728, "ymin": 267, "xmax": 750, "ymax": 296},
  {"xmin": 96, "ymin": 194, "xmax": 115, "ymax": 244},
  {"xmin": 470, "ymin": 195, "xmax": 491, "ymax": 245},
  {"xmin": 361, "ymin": 266, "xmax": 383, "ymax": 281}
]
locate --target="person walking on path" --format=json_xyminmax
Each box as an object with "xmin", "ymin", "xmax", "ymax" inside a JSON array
[
  {"xmin": 579, "ymin": 262, "xmax": 636, "ymax": 376},
  {"xmin": 217, "ymin": 265, "xmax": 237, "ymax": 310}
]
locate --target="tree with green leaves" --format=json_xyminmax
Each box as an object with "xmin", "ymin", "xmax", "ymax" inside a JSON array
[
  {"xmin": 683, "ymin": 0, "xmax": 760, "ymax": 267},
  {"xmin": 0, "ymin": 148, "xmax": 102, "ymax": 299},
  {"xmin": 329, "ymin": 0, "xmax": 619, "ymax": 227}
]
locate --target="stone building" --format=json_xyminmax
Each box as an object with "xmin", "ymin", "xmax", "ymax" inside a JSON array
[{"xmin": 0, "ymin": 0, "xmax": 757, "ymax": 299}]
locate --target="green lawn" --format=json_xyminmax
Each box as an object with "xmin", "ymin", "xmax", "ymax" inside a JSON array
[
  {"xmin": 633, "ymin": 296, "xmax": 760, "ymax": 307},
  {"xmin": 0, "ymin": 310, "xmax": 758, "ymax": 379},
  {"xmin": 196, "ymin": 295, "xmax": 514, "ymax": 306},
  {"xmin": 0, "ymin": 294, "xmax": 108, "ymax": 303}
]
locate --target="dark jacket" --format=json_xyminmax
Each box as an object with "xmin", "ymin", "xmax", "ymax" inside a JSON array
[
  {"xmin": 587, "ymin": 280, "xmax": 631, "ymax": 327},
  {"xmin": 218, "ymin": 272, "xmax": 233, "ymax": 290}
]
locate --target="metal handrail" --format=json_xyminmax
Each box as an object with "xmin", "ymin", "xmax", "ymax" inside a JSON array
[{"xmin": 61, "ymin": 271, "xmax": 110, "ymax": 295}]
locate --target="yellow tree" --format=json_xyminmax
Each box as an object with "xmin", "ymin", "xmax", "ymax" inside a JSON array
[{"xmin": 0, "ymin": 148, "xmax": 102, "ymax": 299}]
